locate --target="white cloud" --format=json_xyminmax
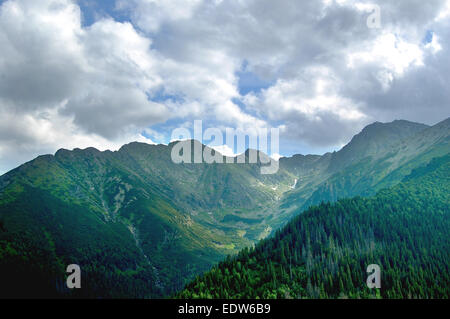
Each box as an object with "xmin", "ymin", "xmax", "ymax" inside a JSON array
[
  {"xmin": 0, "ymin": 102, "xmax": 156, "ymax": 173},
  {"xmin": 270, "ymin": 153, "xmax": 283, "ymax": 161},
  {"xmin": 1, "ymin": 0, "xmax": 450, "ymax": 173},
  {"xmin": 347, "ymin": 33, "xmax": 424, "ymax": 76},
  {"xmin": 425, "ymin": 31, "xmax": 443, "ymax": 53},
  {"xmin": 0, "ymin": 0, "xmax": 168, "ymax": 173},
  {"xmin": 242, "ymin": 66, "xmax": 367, "ymax": 145},
  {"xmin": 436, "ymin": 0, "xmax": 450, "ymax": 20},
  {"xmin": 210, "ymin": 145, "xmax": 237, "ymax": 158}
]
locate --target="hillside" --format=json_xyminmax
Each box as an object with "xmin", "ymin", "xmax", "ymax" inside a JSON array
[
  {"xmin": 178, "ymin": 154, "xmax": 450, "ymax": 299},
  {"xmin": 0, "ymin": 118, "xmax": 448, "ymax": 298},
  {"xmin": 0, "ymin": 140, "xmax": 294, "ymax": 297},
  {"xmin": 279, "ymin": 118, "xmax": 449, "ymax": 215}
]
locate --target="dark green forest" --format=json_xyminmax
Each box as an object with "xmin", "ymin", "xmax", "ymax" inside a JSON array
[
  {"xmin": 178, "ymin": 155, "xmax": 450, "ymax": 299},
  {"xmin": 0, "ymin": 186, "xmax": 162, "ymax": 298}
]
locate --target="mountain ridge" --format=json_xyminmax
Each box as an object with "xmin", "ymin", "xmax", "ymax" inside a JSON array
[{"xmin": 3, "ymin": 119, "xmax": 444, "ymax": 180}]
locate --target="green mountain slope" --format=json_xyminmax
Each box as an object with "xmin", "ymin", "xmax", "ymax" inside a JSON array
[
  {"xmin": 178, "ymin": 154, "xmax": 450, "ymax": 299},
  {"xmin": 0, "ymin": 141, "xmax": 295, "ymax": 297},
  {"xmin": 279, "ymin": 118, "xmax": 449, "ymax": 215},
  {"xmin": 0, "ymin": 118, "xmax": 448, "ymax": 298}
]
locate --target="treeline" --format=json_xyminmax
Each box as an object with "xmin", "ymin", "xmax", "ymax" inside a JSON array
[{"xmin": 178, "ymin": 155, "xmax": 450, "ymax": 299}]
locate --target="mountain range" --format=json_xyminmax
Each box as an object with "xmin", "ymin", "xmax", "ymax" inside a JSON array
[{"xmin": 0, "ymin": 117, "xmax": 449, "ymax": 298}]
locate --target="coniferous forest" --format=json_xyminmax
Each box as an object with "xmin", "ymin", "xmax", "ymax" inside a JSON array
[{"xmin": 178, "ymin": 155, "xmax": 450, "ymax": 299}]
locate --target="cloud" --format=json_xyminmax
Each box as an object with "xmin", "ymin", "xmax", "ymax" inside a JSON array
[
  {"xmin": 1, "ymin": 0, "xmax": 450, "ymax": 174},
  {"xmin": 116, "ymin": 0, "xmax": 202, "ymax": 33},
  {"xmin": 0, "ymin": 102, "xmax": 156, "ymax": 173},
  {"xmin": 271, "ymin": 153, "xmax": 283, "ymax": 161},
  {"xmin": 209, "ymin": 145, "xmax": 237, "ymax": 158},
  {"xmin": 0, "ymin": 0, "xmax": 164, "ymax": 172},
  {"xmin": 123, "ymin": 0, "xmax": 450, "ymax": 145}
]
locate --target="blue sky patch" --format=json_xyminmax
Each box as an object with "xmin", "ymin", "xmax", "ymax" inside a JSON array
[
  {"xmin": 78, "ymin": 0, "xmax": 130, "ymax": 26},
  {"xmin": 423, "ymin": 30, "xmax": 434, "ymax": 44},
  {"xmin": 236, "ymin": 61, "xmax": 274, "ymax": 95}
]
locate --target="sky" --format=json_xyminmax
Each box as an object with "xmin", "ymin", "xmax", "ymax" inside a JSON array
[{"xmin": 0, "ymin": 0, "xmax": 450, "ymax": 174}]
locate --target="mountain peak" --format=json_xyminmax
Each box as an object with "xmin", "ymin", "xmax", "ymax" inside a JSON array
[
  {"xmin": 347, "ymin": 119, "xmax": 429, "ymax": 147},
  {"xmin": 119, "ymin": 141, "xmax": 160, "ymax": 152},
  {"xmin": 360, "ymin": 119, "xmax": 429, "ymax": 135},
  {"xmin": 328, "ymin": 119, "xmax": 430, "ymax": 172},
  {"xmin": 54, "ymin": 147, "xmax": 103, "ymax": 159}
]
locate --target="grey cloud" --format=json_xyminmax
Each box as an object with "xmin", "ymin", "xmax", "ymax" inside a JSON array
[
  {"xmin": 0, "ymin": 0, "xmax": 170, "ymax": 138},
  {"xmin": 79, "ymin": 0, "xmax": 450, "ymax": 147},
  {"xmin": 374, "ymin": 0, "xmax": 447, "ymax": 26},
  {"xmin": 62, "ymin": 86, "xmax": 168, "ymax": 139},
  {"xmin": 1, "ymin": 0, "xmax": 450, "ymax": 174},
  {"xmin": 339, "ymin": 14, "xmax": 450, "ymax": 124},
  {"xmin": 363, "ymin": 50, "xmax": 450, "ymax": 124},
  {"xmin": 0, "ymin": 1, "xmax": 83, "ymax": 108},
  {"xmin": 0, "ymin": 0, "xmax": 170, "ymax": 173},
  {"xmin": 282, "ymin": 112, "xmax": 367, "ymax": 148}
]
